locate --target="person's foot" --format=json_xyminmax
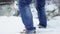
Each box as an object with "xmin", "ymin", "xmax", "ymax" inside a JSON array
[
  {"xmin": 38, "ymin": 25, "xmax": 46, "ymax": 28},
  {"xmin": 20, "ymin": 29, "xmax": 36, "ymax": 34}
]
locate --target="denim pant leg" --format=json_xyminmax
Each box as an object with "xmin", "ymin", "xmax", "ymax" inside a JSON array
[
  {"xmin": 36, "ymin": 0, "xmax": 47, "ymax": 27},
  {"xmin": 18, "ymin": 0, "xmax": 35, "ymax": 30}
]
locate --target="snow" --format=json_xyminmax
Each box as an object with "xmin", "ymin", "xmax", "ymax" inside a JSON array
[
  {"xmin": 0, "ymin": 16, "xmax": 60, "ymax": 34},
  {"xmin": 45, "ymin": 4, "xmax": 58, "ymax": 11},
  {"xmin": 0, "ymin": 16, "xmax": 25, "ymax": 34},
  {"xmin": 0, "ymin": 1, "xmax": 60, "ymax": 34}
]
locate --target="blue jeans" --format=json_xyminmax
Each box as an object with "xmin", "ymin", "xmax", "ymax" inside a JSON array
[
  {"xmin": 18, "ymin": 0, "xmax": 47, "ymax": 30},
  {"xmin": 36, "ymin": 0, "xmax": 47, "ymax": 27}
]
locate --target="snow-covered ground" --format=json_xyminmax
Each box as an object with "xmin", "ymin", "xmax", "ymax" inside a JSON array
[
  {"xmin": 0, "ymin": 1, "xmax": 60, "ymax": 34},
  {"xmin": 0, "ymin": 16, "xmax": 60, "ymax": 34}
]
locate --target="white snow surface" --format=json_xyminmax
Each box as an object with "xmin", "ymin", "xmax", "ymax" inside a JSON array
[{"xmin": 0, "ymin": 16, "xmax": 60, "ymax": 34}]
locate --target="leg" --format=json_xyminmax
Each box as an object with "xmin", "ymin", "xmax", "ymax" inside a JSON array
[
  {"xmin": 36, "ymin": 0, "xmax": 47, "ymax": 27},
  {"xmin": 18, "ymin": 0, "xmax": 35, "ymax": 30}
]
